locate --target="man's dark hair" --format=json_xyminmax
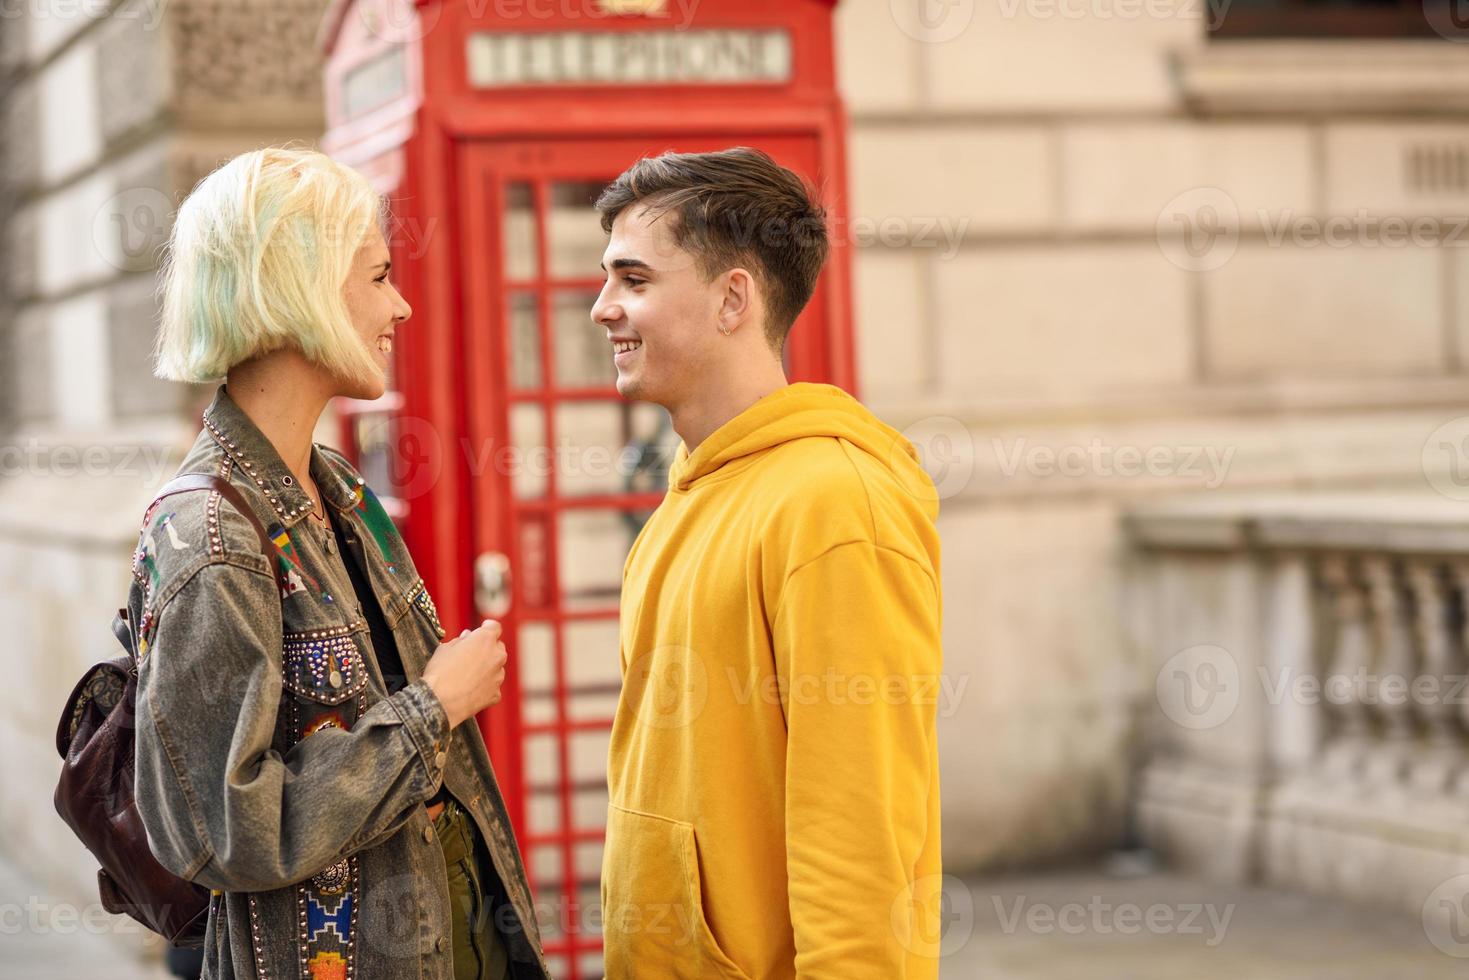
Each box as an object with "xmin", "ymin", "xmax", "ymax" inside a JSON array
[{"xmin": 595, "ymin": 147, "xmax": 830, "ymax": 352}]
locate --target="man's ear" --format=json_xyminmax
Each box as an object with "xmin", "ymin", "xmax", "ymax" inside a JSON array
[{"xmin": 717, "ymin": 267, "xmax": 755, "ymax": 336}]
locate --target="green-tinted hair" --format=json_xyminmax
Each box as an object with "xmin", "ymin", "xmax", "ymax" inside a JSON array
[{"xmin": 154, "ymin": 146, "xmax": 387, "ymax": 386}]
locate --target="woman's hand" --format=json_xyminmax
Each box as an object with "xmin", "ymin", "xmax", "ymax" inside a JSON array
[{"xmin": 421, "ymin": 620, "xmax": 508, "ymax": 729}]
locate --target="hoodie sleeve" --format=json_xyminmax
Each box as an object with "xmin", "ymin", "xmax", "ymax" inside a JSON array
[{"xmin": 772, "ymin": 540, "xmax": 943, "ymax": 980}]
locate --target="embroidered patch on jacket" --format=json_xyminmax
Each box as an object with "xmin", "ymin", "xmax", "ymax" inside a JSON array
[
  {"xmin": 303, "ymin": 712, "xmax": 348, "ymax": 738},
  {"xmin": 349, "ymin": 481, "xmax": 399, "ymax": 574},
  {"xmin": 297, "ymin": 858, "xmax": 357, "ymax": 980},
  {"xmin": 267, "ymin": 522, "xmax": 332, "ymax": 604}
]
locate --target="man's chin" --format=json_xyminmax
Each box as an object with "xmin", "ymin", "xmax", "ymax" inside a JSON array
[{"xmin": 615, "ymin": 373, "xmax": 644, "ymax": 402}]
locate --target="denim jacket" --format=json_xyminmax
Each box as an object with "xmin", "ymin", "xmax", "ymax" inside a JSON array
[{"xmin": 131, "ymin": 385, "xmax": 550, "ymax": 980}]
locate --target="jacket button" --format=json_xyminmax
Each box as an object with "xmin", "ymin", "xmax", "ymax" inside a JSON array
[
  {"xmin": 434, "ymin": 751, "xmax": 448, "ymax": 769},
  {"xmin": 435, "ymin": 936, "xmax": 448, "ymax": 954},
  {"xmin": 423, "ymin": 825, "xmax": 434, "ymax": 844}
]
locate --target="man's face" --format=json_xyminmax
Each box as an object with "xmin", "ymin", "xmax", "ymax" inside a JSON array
[{"xmin": 591, "ymin": 205, "xmax": 726, "ymax": 406}]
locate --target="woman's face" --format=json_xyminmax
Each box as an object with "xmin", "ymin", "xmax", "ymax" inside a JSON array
[{"xmin": 340, "ymin": 224, "xmax": 412, "ymax": 400}]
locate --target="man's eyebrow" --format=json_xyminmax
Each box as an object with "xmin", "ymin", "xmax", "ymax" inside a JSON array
[{"xmin": 600, "ymin": 258, "xmax": 655, "ymax": 274}]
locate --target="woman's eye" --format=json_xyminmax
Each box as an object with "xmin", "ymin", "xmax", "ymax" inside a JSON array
[{"xmin": 374, "ymin": 275, "xmax": 389, "ymax": 284}]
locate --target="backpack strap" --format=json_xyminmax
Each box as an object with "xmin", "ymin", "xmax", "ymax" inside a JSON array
[
  {"xmin": 152, "ymin": 474, "xmax": 276, "ymax": 556},
  {"xmin": 118, "ymin": 475, "xmax": 287, "ymax": 666}
]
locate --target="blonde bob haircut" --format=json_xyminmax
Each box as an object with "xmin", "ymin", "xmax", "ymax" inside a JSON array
[{"xmin": 154, "ymin": 146, "xmax": 387, "ymax": 387}]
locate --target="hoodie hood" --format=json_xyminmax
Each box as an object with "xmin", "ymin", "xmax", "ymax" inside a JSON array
[{"xmin": 667, "ymin": 383, "xmax": 937, "ymax": 509}]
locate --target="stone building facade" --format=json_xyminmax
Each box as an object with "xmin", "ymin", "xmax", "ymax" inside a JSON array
[{"xmin": 3, "ymin": 0, "xmax": 1469, "ymax": 968}]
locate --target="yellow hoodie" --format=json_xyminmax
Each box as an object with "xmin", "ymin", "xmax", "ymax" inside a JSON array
[{"xmin": 602, "ymin": 383, "xmax": 944, "ymax": 979}]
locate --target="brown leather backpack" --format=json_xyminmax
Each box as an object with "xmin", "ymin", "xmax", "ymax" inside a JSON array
[{"xmin": 53, "ymin": 474, "xmax": 280, "ymax": 947}]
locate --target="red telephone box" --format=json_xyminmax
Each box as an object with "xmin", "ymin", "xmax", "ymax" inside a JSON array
[{"xmin": 320, "ymin": 2, "xmax": 853, "ymax": 974}]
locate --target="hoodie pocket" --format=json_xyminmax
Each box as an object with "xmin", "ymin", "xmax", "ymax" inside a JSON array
[{"xmin": 602, "ymin": 804, "xmax": 750, "ymax": 980}]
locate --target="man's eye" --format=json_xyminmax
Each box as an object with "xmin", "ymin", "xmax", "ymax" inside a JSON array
[{"xmin": 624, "ymin": 277, "xmax": 646, "ymax": 287}]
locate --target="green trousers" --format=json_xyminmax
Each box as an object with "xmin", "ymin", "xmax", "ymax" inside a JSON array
[{"xmin": 434, "ymin": 798, "xmax": 510, "ymax": 980}]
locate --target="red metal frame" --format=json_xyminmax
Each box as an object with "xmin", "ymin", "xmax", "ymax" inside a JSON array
[{"xmin": 322, "ymin": 3, "xmax": 853, "ymax": 975}]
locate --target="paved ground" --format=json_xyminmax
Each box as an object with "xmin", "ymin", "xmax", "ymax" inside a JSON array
[
  {"xmin": 4, "ymin": 851, "xmax": 1464, "ymax": 979},
  {"xmin": 0, "ymin": 855, "xmax": 171, "ymax": 980},
  {"xmin": 940, "ymin": 857, "xmax": 1468, "ymax": 980}
]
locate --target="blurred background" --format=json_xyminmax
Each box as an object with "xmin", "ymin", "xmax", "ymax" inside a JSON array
[{"xmin": 5, "ymin": 0, "xmax": 1469, "ymax": 976}]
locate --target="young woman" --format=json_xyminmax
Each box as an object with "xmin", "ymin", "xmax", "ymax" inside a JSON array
[{"xmin": 132, "ymin": 147, "xmax": 548, "ymax": 980}]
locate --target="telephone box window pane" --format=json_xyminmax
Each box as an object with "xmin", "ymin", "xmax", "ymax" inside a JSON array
[
  {"xmin": 529, "ymin": 844, "xmax": 562, "ymax": 887},
  {"xmin": 553, "ymin": 401, "xmax": 626, "ymax": 498},
  {"xmin": 558, "ymin": 509, "xmax": 637, "ymax": 611},
  {"xmin": 549, "ymin": 181, "xmax": 611, "ymax": 279},
  {"xmin": 504, "ymin": 182, "xmax": 537, "ymax": 282},
  {"xmin": 553, "ymin": 289, "xmax": 615, "ymax": 388},
  {"xmin": 509, "ymin": 403, "xmax": 548, "ymax": 500},
  {"xmin": 528, "ymin": 787, "xmax": 561, "ymax": 835},
  {"xmin": 573, "ymin": 779, "xmax": 610, "ymax": 833},
  {"xmin": 628, "ymin": 402, "xmax": 678, "ymax": 495},
  {"xmin": 509, "ymin": 291, "xmax": 542, "ymax": 389},
  {"xmin": 570, "ymin": 729, "xmax": 611, "ymax": 787},
  {"xmin": 550, "ymin": 401, "xmax": 672, "ymax": 498},
  {"xmin": 518, "ymin": 623, "xmax": 555, "ymax": 725},
  {"xmin": 519, "ymin": 513, "xmax": 554, "ymax": 611},
  {"xmin": 564, "ymin": 618, "xmax": 620, "ymax": 721},
  {"xmin": 524, "ymin": 734, "xmax": 561, "ymax": 791}
]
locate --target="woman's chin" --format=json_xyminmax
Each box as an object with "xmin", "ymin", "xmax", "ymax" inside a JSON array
[{"xmin": 335, "ymin": 373, "xmax": 388, "ymax": 403}]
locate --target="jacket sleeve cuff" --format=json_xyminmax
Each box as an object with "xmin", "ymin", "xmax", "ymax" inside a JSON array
[{"xmin": 391, "ymin": 679, "xmax": 452, "ymax": 788}]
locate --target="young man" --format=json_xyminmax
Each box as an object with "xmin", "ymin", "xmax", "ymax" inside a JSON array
[{"xmin": 591, "ymin": 148, "xmax": 944, "ymax": 979}]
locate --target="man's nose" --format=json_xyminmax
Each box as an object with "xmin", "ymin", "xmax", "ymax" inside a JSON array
[{"xmin": 590, "ymin": 287, "xmax": 618, "ymax": 326}]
